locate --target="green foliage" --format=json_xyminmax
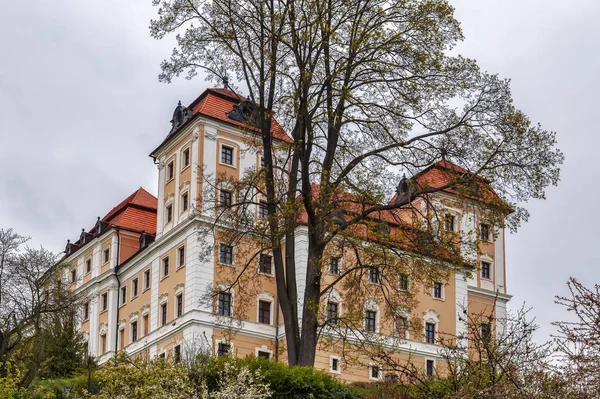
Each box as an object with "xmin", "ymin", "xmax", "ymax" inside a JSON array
[
  {"xmin": 0, "ymin": 361, "xmax": 22, "ymax": 399},
  {"xmin": 190, "ymin": 355, "xmax": 360, "ymax": 399},
  {"xmin": 38, "ymin": 314, "xmax": 87, "ymax": 379}
]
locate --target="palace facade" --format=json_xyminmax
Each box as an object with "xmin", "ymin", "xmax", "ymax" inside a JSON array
[{"xmin": 60, "ymin": 88, "xmax": 510, "ymax": 382}]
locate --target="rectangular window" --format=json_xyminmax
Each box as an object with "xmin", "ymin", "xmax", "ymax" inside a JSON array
[
  {"xmin": 181, "ymin": 192, "xmax": 189, "ymax": 212},
  {"xmin": 221, "ymin": 146, "xmax": 234, "ymax": 165},
  {"xmin": 481, "ymin": 261, "xmax": 491, "ymax": 279},
  {"xmin": 444, "ymin": 214, "xmax": 455, "ymax": 232},
  {"xmin": 368, "ymin": 266, "xmax": 380, "ymax": 284},
  {"xmin": 399, "ymin": 273, "xmax": 409, "ymax": 290},
  {"xmin": 219, "ymin": 189, "xmax": 232, "ymax": 208},
  {"xmin": 425, "ymin": 323, "xmax": 436, "ymax": 344},
  {"xmin": 327, "ymin": 302, "xmax": 339, "ymax": 325},
  {"xmin": 182, "ymin": 148, "xmax": 190, "ymax": 168},
  {"xmin": 480, "ymin": 223, "xmax": 490, "ymax": 241},
  {"xmin": 371, "ymin": 366, "xmax": 380, "ymax": 380},
  {"xmin": 217, "ymin": 342, "xmax": 230, "ymax": 356},
  {"xmin": 257, "ymin": 350, "xmax": 271, "ymax": 360},
  {"xmin": 174, "ymin": 344, "xmax": 181, "ymax": 363},
  {"xmin": 167, "ymin": 161, "xmax": 174, "ymax": 181},
  {"xmin": 178, "ymin": 246, "xmax": 186, "ymax": 268},
  {"xmin": 260, "ymin": 156, "xmax": 265, "ymax": 168},
  {"xmin": 143, "ymin": 314, "xmax": 149, "ymax": 336},
  {"xmin": 131, "ymin": 321, "xmax": 138, "ymax": 343},
  {"xmin": 86, "ymin": 258, "xmax": 91, "ymax": 274},
  {"xmin": 176, "ymin": 293, "xmax": 183, "ymax": 317},
  {"xmin": 258, "ymin": 300, "xmax": 271, "ymax": 324},
  {"xmin": 259, "ymin": 254, "xmax": 272, "ymax": 274},
  {"xmin": 162, "ymin": 257, "xmax": 169, "ymax": 277},
  {"xmin": 120, "ymin": 286, "xmax": 127, "ymax": 305},
  {"xmin": 101, "ymin": 292, "xmax": 108, "ymax": 311},
  {"xmin": 159, "ymin": 353, "xmax": 166, "ymax": 359},
  {"xmin": 71, "ymin": 268, "xmax": 77, "ymax": 283},
  {"xmin": 219, "ymin": 244, "xmax": 233, "ymax": 265},
  {"xmin": 166, "ymin": 204, "xmax": 173, "ymax": 223},
  {"xmin": 143, "ymin": 269, "xmax": 150, "ymax": 290},
  {"xmin": 258, "ymin": 201, "xmax": 268, "ymax": 218},
  {"xmin": 331, "ymin": 357, "xmax": 340, "ymax": 373},
  {"xmin": 218, "ymin": 292, "xmax": 232, "ymax": 316},
  {"xmin": 103, "ymin": 248, "xmax": 110, "ymax": 264},
  {"xmin": 426, "ymin": 360, "xmax": 434, "ymax": 376},
  {"xmin": 83, "ymin": 302, "xmax": 89, "ymax": 320},
  {"xmin": 161, "ymin": 303, "xmax": 167, "ymax": 326},
  {"xmin": 365, "ymin": 310, "xmax": 377, "ymax": 332},
  {"xmin": 329, "ymin": 257, "xmax": 340, "ymax": 275},
  {"xmin": 132, "ymin": 278, "xmax": 138, "ymax": 298},
  {"xmin": 481, "ymin": 322, "xmax": 492, "ymax": 342},
  {"xmin": 433, "ymin": 282, "xmax": 443, "ymax": 299}
]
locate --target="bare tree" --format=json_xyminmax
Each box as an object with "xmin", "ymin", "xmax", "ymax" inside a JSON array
[
  {"xmin": 151, "ymin": 0, "xmax": 563, "ymax": 366},
  {"xmin": 0, "ymin": 228, "xmax": 78, "ymax": 387},
  {"xmin": 554, "ymin": 277, "xmax": 600, "ymax": 397}
]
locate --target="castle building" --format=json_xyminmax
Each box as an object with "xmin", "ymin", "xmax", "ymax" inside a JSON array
[{"xmin": 61, "ymin": 88, "xmax": 510, "ymax": 382}]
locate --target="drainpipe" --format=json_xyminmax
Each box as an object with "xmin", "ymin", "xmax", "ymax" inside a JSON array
[
  {"xmin": 113, "ymin": 227, "xmax": 121, "ymax": 353},
  {"xmin": 274, "ymin": 296, "xmax": 280, "ymax": 361}
]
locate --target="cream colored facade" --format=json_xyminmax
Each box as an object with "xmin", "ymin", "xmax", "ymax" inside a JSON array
[{"xmin": 62, "ymin": 89, "xmax": 511, "ymax": 382}]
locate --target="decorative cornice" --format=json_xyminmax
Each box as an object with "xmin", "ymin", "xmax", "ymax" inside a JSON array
[
  {"xmin": 205, "ymin": 130, "xmax": 217, "ymax": 141},
  {"xmin": 158, "ymin": 161, "xmax": 165, "ymax": 171}
]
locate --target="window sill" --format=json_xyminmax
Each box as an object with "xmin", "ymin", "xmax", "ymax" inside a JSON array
[
  {"xmin": 176, "ymin": 264, "xmax": 185, "ymax": 271},
  {"xmin": 131, "ymin": 295, "xmax": 138, "ymax": 301},
  {"xmin": 329, "ymin": 369, "xmax": 341, "ymax": 375},
  {"xmin": 160, "ymin": 275, "xmax": 169, "ymax": 281},
  {"xmin": 218, "ymin": 262, "xmax": 235, "ymax": 268},
  {"xmin": 100, "ymin": 309, "xmax": 108, "ymax": 315},
  {"xmin": 166, "ymin": 177, "xmax": 175, "ymax": 184},
  {"xmin": 258, "ymin": 271, "xmax": 274, "ymax": 277},
  {"xmin": 181, "ymin": 164, "xmax": 190, "ymax": 173},
  {"xmin": 218, "ymin": 161, "xmax": 237, "ymax": 169},
  {"xmin": 143, "ymin": 287, "xmax": 150, "ymax": 293},
  {"xmin": 432, "ymin": 297, "xmax": 445, "ymax": 302}
]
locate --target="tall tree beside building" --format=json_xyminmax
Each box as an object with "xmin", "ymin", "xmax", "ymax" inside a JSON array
[
  {"xmin": 151, "ymin": 0, "xmax": 563, "ymax": 367},
  {"xmin": 0, "ymin": 228, "xmax": 79, "ymax": 387}
]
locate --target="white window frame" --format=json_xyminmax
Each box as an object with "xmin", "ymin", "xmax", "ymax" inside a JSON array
[
  {"xmin": 218, "ymin": 242, "xmax": 235, "ymax": 267},
  {"xmin": 130, "ymin": 317, "xmax": 139, "ymax": 343},
  {"xmin": 368, "ymin": 265, "xmax": 381, "ymax": 285},
  {"xmin": 175, "ymin": 291, "xmax": 184, "ymax": 318},
  {"xmin": 161, "ymin": 256, "xmax": 170, "ymax": 279},
  {"xmin": 369, "ymin": 363, "xmax": 382, "ymax": 381},
  {"xmin": 425, "ymin": 358, "xmax": 436, "ymax": 377},
  {"xmin": 177, "ymin": 245, "xmax": 186, "ymax": 269},
  {"xmin": 216, "ymin": 285, "xmax": 234, "ymax": 318},
  {"xmin": 480, "ymin": 255, "xmax": 494, "ymax": 281},
  {"xmin": 255, "ymin": 345, "xmax": 273, "ymax": 360},
  {"xmin": 143, "ymin": 269, "xmax": 151, "ymax": 291},
  {"xmin": 85, "ymin": 257, "xmax": 92, "ymax": 275},
  {"xmin": 120, "ymin": 286, "xmax": 127, "ymax": 306},
  {"xmin": 181, "ymin": 146, "xmax": 191, "ymax": 171},
  {"xmin": 159, "ymin": 296, "xmax": 169, "ymax": 326},
  {"xmin": 423, "ymin": 309, "xmax": 440, "ymax": 345},
  {"xmin": 100, "ymin": 292, "xmax": 108, "ymax": 312},
  {"xmin": 166, "ymin": 158, "xmax": 175, "ymax": 182},
  {"xmin": 328, "ymin": 256, "xmax": 342, "ymax": 276},
  {"xmin": 364, "ymin": 299, "xmax": 380, "ymax": 333},
  {"xmin": 131, "ymin": 278, "xmax": 139, "ymax": 299},
  {"xmin": 103, "ymin": 247, "xmax": 110, "ymax": 265},
  {"xmin": 256, "ymin": 293, "xmax": 274, "ymax": 325},
  {"xmin": 432, "ymin": 281, "xmax": 445, "ymax": 301},
  {"xmin": 180, "ymin": 190, "xmax": 189, "ymax": 214},
  {"xmin": 215, "ymin": 338, "xmax": 234, "ymax": 356},
  {"xmin": 329, "ymin": 355, "xmax": 342, "ymax": 374},
  {"xmin": 258, "ymin": 253, "xmax": 274, "ymax": 276},
  {"xmin": 219, "ymin": 142, "xmax": 236, "ymax": 167}
]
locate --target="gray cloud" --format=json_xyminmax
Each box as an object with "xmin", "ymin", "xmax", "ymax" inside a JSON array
[{"xmin": 0, "ymin": 0, "xmax": 596, "ymax": 344}]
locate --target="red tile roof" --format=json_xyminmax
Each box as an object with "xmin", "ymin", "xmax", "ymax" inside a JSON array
[
  {"xmin": 188, "ymin": 88, "xmax": 291, "ymax": 143},
  {"xmin": 102, "ymin": 187, "xmax": 157, "ymax": 222}
]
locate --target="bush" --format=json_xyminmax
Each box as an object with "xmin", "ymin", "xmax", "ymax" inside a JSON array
[{"xmin": 188, "ymin": 355, "xmax": 361, "ymax": 399}]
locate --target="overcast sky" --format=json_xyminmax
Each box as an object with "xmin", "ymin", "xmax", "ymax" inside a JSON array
[{"xmin": 1, "ymin": 0, "xmax": 598, "ymax": 343}]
